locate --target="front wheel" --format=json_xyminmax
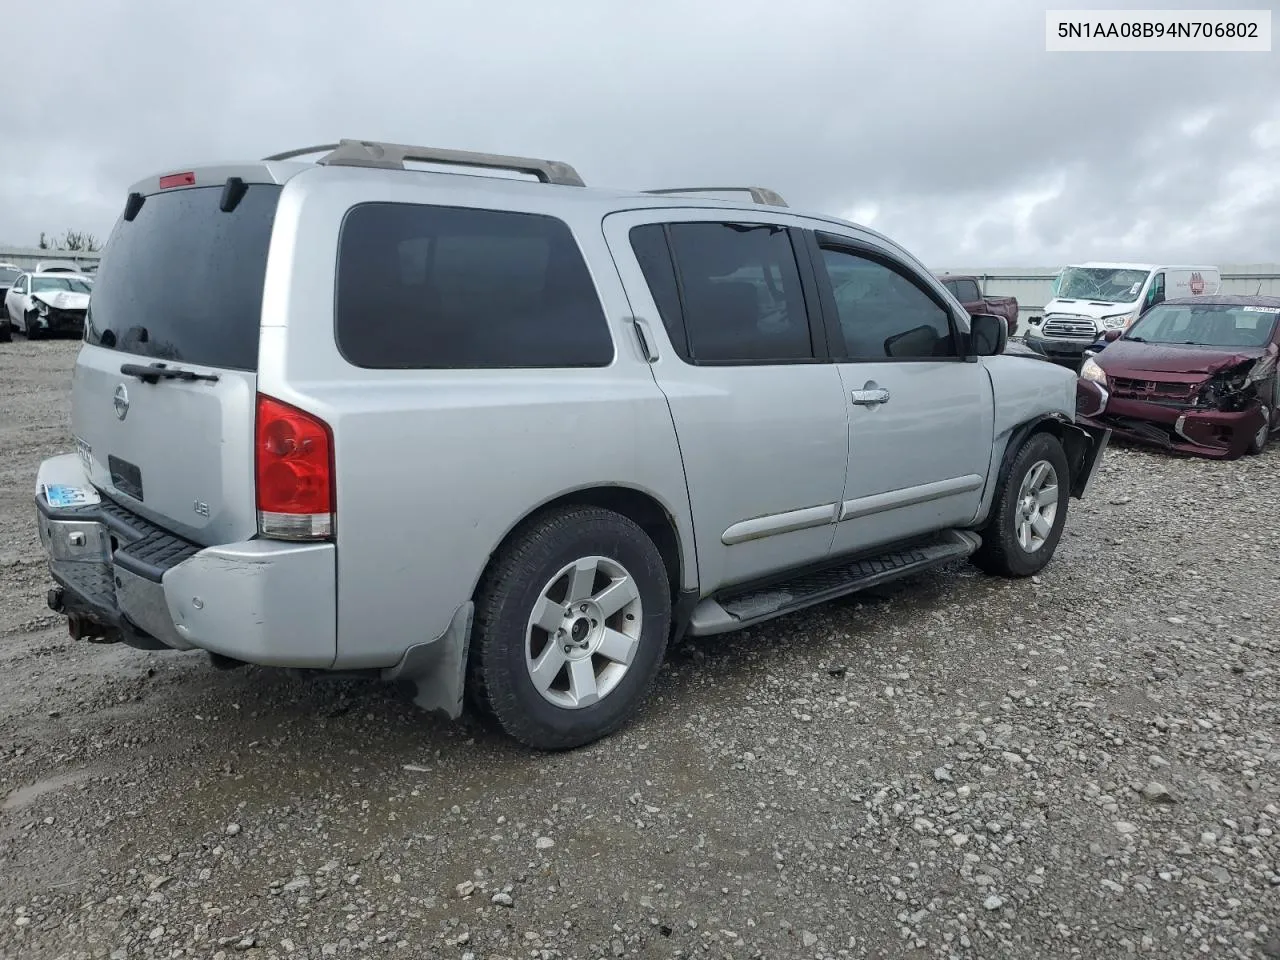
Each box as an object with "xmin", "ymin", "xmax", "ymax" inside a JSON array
[
  {"xmin": 23, "ymin": 311, "xmax": 42, "ymax": 340},
  {"xmin": 467, "ymin": 506, "xmax": 672, "ymax": 751},
  {"xmin": 1247, "ymin": 405, "xmax": 1271, "ymax": 456},
  {"xmin": 972, "ymin": 432, "xmax": 1070, "ymax": 578}
]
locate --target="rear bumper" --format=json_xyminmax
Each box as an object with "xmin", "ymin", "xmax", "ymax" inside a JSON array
[
  {"xmin": 35, "ymin": 453, "xmax": 336, "ymax": 666},
  {"xmin": 1075, "ymin": 392, "xmax": 1265, "ymax": 460}
]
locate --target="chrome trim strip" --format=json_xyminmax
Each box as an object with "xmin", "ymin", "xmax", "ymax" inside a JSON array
[
  {"xmin": 721, "ymin": 503, "xmax": 839, "ymax": 545},
  {"xmin": 839, "ymin": 474, "xmax": 984, "ymax": 522}
]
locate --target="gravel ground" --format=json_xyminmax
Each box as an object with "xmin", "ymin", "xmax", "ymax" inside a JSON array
[{"xmin": 1, "ymin": 338, "xmax": 1277, "ymax": 960}]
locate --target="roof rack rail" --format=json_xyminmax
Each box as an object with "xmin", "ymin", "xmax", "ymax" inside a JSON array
[
  {"xmin": 643, "ymin": 186, "xmax": 788, "ymax": 208},
  {"xmin": 262, "ymin": 139, "xmax": 586, "ymax": 187}
]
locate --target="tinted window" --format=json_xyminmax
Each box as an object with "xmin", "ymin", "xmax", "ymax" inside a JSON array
[
  {"xmin": 12, "ymin": 276, "xmax": 26, "ymax": 293},
  {"xmin": 954, "ymin": 279, "xmax": 981, "ymax": 302},
  {"xmin": 629, "ymin": 224, "xmax": 687, "ymax": 356},
  {"xmin": 665, "ymin": 222, "xmax": 812, "ymax": 363},
  {"xmin": 85, "ymin": 184, "xmax": 281, "ymax": 370},
  {"xmin": 820, "ymin": 247, "xmax": 957, "ymax": 359},
  {"xmin": 336, "ymin": 203, "xmax": 612, "ymax": 370}
]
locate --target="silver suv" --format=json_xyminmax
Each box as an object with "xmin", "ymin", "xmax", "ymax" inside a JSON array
[{"xmin": 34, "ymin": 139, "xmax": 1110, "ymax": 750}]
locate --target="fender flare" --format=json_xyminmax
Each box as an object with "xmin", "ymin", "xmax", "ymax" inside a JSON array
[{"xmin": 993, "ymin": 414, "xmax": 1109, "ymax": 510}]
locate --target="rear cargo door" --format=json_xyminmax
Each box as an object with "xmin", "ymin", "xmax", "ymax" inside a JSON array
[{"xmin": 71, "ymin": 179, "xmax": 282, "ymax": 546}]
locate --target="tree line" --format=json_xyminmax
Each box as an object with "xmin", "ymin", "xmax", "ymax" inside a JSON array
[{"xmin": 38, "ymin": 230, "xmax": 100, "ymax": 253}]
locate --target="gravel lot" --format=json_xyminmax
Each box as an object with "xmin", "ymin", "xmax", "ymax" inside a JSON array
[{"xmin": 1, "ymin": 339, "xmax": 1277, "ymax": 960}]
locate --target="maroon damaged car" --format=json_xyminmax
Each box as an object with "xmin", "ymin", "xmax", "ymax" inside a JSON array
[{"xmin": 1075, "ymin": 294, "xmax": 1280, "ymax": 459}]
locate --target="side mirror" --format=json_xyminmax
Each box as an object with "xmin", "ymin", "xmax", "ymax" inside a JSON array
[
  {"xmin": 1103, "ymin": 329, "xmax": 1122, "ymax": 342},
  {"xmin": 969, "ymin": 313, "xmax": 1007, "ymax": 357}
]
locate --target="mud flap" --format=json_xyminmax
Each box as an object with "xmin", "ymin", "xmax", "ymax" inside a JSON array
[{"xmin": 381, "ymin": 601, "xmax": 474, "ymax": 720}]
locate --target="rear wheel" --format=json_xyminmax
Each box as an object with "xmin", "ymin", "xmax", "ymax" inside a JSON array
[
  {"xmin": 467, "ymin": 506, "xmax": 671, "ymax": 750},
  {"xmin": 972, "ymin": 432, "xmax": 1070, "ymax": 578}
]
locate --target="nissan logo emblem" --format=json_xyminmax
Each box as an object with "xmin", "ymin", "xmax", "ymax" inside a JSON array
[{"xmin": 113, "ymin": 383, "xmax": 130, "ymax": 421}]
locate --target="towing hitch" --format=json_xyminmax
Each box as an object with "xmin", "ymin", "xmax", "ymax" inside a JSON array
[{"xmin": 48, "ymin": 587, "xmax": 119, "ymax": 643}]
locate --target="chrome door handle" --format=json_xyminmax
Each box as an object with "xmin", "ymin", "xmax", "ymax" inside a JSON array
[{"xmin": 851, "ymin": 387, "xmax": 890, "ymax": 406}]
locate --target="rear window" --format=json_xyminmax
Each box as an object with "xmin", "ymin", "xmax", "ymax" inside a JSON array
[
  {"xmin": 0, "ymin": 268, "xmax": 18, "ymax": 284},
  {"xmin": 335, "ymin": 202, "xmax": 613, "ymax": 369},
  {"xmin": 85, "ymin": 183, "xmax": 282, "ymax": 371}
]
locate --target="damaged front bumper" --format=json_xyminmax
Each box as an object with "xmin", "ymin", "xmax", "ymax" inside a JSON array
[{"xmin": 1076, "ymin": 381, "xmax": 1266, "ymax": 460}]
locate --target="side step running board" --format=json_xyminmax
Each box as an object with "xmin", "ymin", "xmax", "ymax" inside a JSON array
[{"xmin": 686, "ymin": 530, "xmax": 982, "ymax": 636}]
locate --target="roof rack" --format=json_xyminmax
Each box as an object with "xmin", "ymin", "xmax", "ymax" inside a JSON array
[
  {"xmin": 262, "ymin": 139, "xmax": 586, "ymax": 187},
  {"xmin": 643, "ymin": 186, "xmax": 788, "ymax": 208}
]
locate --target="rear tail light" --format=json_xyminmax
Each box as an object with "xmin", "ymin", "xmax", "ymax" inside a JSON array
[{"xmin": 255, "ymin": 393, "xmax": 334, "ymax": 540}]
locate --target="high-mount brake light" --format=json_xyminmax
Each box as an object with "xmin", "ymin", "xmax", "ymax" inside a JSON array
[
  {"xmin": 254, "ymin": 393, "xmax": 335, "ymax": 540},
  {"xmin": 158, "ymin": 172, "xmax": 196, "ymax": 189}
]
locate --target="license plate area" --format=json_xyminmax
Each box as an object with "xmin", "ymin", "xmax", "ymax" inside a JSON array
[{"xmin": 107, "ymin": 455, "xmax": 144, "ymax": 502}]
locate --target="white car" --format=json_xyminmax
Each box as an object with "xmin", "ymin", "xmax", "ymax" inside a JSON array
[
  {"xmin": 33, "ymin": 259, "xmax": 83, "ymax": 274},
  {"xmin": 3, "ymin": 271, "xmax": 93, "ymax": 339}
]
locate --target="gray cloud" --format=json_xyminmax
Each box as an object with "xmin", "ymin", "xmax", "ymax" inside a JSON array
[{"xmin": 3, "ymin": 0, "xmax": 1277, "ymax": 266}]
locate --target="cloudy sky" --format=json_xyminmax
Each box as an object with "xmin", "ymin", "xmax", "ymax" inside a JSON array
[{"xmin": 3, "ymin": 0, "xmax": 1277, "ymax": 266}]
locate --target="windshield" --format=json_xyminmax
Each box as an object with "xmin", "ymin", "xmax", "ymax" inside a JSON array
[
  {"xmin": 1125, "ymin": 303, "xmax": 1279, "ymax": 348},
  {"xmin": 1056, "ymin": 267, "xmax": 1150, "ymax": 304},
  {"xmin": 32, "ymin": 276, "xmax": 92, "ymax": 294}
]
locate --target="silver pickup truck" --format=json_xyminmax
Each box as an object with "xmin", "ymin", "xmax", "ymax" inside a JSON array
[{"xmin": 33, "ymin": 139, "xmax": 1109, "ymax": 750}]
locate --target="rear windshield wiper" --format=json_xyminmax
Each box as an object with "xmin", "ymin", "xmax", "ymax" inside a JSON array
[{"xmin": 120, "ymin": 362, "xmax": 220, "ymax": 384}]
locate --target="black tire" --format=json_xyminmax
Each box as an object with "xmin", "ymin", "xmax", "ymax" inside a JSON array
[
  {"xmin": 0, "ymin": 320, "xmax": 10, "ymax": 343},
  {"xmin": 467, "ymin": 505, "xmax": 672, "ymax": 751},
  {"xmin": 1247, "ymin": 405, "xmax": 1271, "ymax": 456},
  {"xmin": 24, "ymin": 311, "xmax": 41, "ymax": 340},
  {"xmin": 972, "ymin": 432, "xmax": 1071, "ymax": 578}
]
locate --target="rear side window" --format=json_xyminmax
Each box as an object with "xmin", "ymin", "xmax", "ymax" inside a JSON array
[
  {"xmin": 336, "ymin": 203, "xmax": 612, "ymax": 369},
  {"xmin": 86, "ymin": 183, "xmax": 281, "ymax": 371},
  {"xmin": 659, "ymin": 222, "xmax": 814, "ymax": 364},
  {"xmin": 954, "ymin": 278, "xmax": 981, "ymax": 302}
]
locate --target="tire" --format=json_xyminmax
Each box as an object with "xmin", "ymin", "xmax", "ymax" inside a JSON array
[
  {"xmin": 972, "ymin": 432, "xmax": 1071, "ymax": 578},
  {"xmin": 0, "ymin": 319, "xmax": 10, "ymax": 343},
  {"xmin": 467, "ymin": 506, "xmax": 672, "ymax": 751},
  {"xmin": 24, "ymin": 311, "xmax": 41, "ymax": 340},
  {"xmin": 1247, "ymin": 405, "xmax": 1271, "ymax": 456}
]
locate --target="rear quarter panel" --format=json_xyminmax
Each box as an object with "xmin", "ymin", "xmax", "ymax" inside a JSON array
[{"xmin": 257, "ymin": 173, "xmax": 696, "ymax": 669}]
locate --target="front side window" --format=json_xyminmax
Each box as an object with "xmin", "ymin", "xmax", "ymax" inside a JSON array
[
  {"xmin": 819, "ymin": 246, "xmax": 958, "ymax": 360},
  {"xmin": 1145, "ymin": 272, "xmax": 1165, "ymax": 310},
  {"xmin": 662, "ymin": 222, "xmax": 813, "ymax": 364},
  {"xmin": 13, "ymin": 275, "xmax": 28, "ymax": 294},
  {"xmin": 336, "ymin": 203, "xmax": 612, "ymax": 369}
]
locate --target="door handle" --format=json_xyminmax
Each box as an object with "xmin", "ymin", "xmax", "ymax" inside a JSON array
[
  {"xmin": 851, "ymin": 387, "xmax": 891, "ymax": 406},
  {"xmin": 629, "ymin": 316, "xmax": 659, "ymax": 363}
]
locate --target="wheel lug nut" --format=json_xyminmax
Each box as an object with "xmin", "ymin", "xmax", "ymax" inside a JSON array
[{"xmin": 580, "ymin": 604, "xmax": 588, "ymax": 612}]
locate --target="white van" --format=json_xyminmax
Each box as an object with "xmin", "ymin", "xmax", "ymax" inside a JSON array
[{"xmin": 1026, "ymin": 261, "xmax": 1221, "ymax": 364}]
